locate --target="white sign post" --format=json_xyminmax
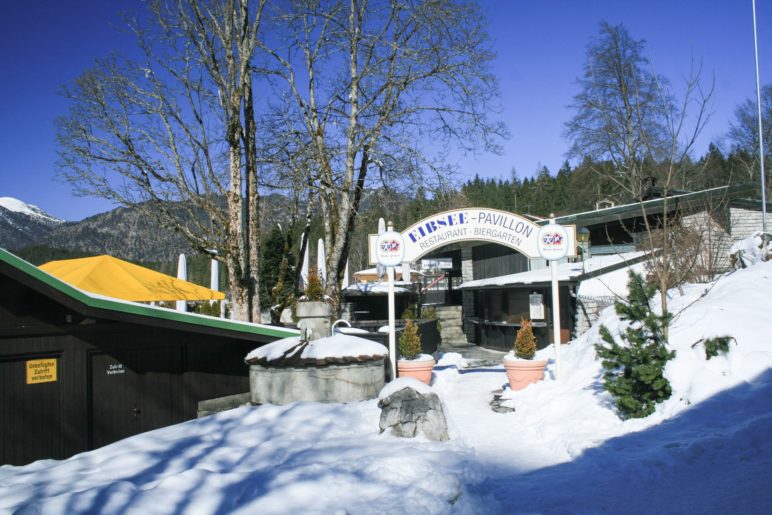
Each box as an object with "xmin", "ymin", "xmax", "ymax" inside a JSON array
[
  {"xmin": 537, "ymin": 217, "xmax": 569, "ymax": 379},
  {"xmin": 375, "ymin": 226, "xmax": 405, "ymax": 380}
]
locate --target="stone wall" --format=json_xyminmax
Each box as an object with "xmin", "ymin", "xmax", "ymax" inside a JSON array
[
  {"xmin": 249, "ymin": 360, "xmax": 385, "ymax": 405},
  {"xmin": 730, "ymin": 206, "xmax": 766, "ymax": 243},
  {"xmin": 197, "ymin": 392, "xmax": 252, "ymax": 418},
  {"xmin": 575, "ymin": 295, "xmax": 616, "ymax": 337}
]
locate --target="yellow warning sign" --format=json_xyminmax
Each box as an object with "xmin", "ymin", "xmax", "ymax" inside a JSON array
[{"xmin": 26, "ymin": 358, "xmax": 57, "ymax": 384}]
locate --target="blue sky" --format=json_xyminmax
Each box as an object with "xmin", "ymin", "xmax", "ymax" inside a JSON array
[{"xmin": 1, "ymin": 1, "xmax": 770, "ymax": 221}]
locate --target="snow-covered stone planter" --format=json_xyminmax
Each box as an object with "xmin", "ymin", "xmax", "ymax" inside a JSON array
[{"xmin": 246, "ymin": 334, "xmax": 387, "ymax": 405}]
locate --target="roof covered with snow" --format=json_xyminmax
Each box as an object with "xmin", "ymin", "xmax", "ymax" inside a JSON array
[
  {"xmin": 460, "ymin": 251, "xmax": 648, "ymax": 289},
  {"xmin": 245, "ymin": 334, "xmax": 387, "ymax": 366}
]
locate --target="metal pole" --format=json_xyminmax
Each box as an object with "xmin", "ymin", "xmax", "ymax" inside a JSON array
[
  {"xmin": 753, "ymin": 0, "xmax": 768, "ymax": 233},
  {"xmin": 549, "ymin": 216, "xmax": 561, "ymax": 379},
  {"xmin": 387, "ymin": 265, "xmax": 397, "ymax": 380}
]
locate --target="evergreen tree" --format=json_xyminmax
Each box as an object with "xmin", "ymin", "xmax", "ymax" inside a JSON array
[
  {"xmin": 304, "ymin": 267, "xmax": 325, "ymax": 301},
  {"xmin": 595, "ymin": 271, "xmax": 675, "ymax": 419},
  {"xmin": 399, "ymin": 320, "xmax": 422, "ymax": 360},
  {"xmin": 260, "ymin": 227, "xmax": 295, "ymax": 309},
  {"xmin": 514, "ymin": 318, "xmax": 537, "ymax": 360}
]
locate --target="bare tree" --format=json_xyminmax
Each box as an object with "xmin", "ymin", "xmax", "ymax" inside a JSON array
[
  {"xmin": 255, "ymin": 106, "xmax": 316, "ymax": 321},
  {"xmin": 644, "ymin": 192, "xmax": 732, "ymax": 291},
  {"xmin": 261, "ymin": 0, "xmax": 506, "ymax": 312},
  {"xmin": 567, "ymin": 22, "xmax": 714, "ymax": 337},
  {"xmin": 641, "ymin": 61, "xmax": 713, "ymax": 337},
  {"xmin": 727, "ymin": 83, "xmax": 771, "ymax": 184},
  {"xmin": 565, "ymin": 22, "xmax": 671, "ymax": 199},
  {"xmin": 57, "ymin": 0, "xmax": 266, "ymax": 322}
]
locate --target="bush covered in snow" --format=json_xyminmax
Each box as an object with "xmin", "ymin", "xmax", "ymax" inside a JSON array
[{"xmin": 702, "ymin": 335, "xmax": 734, "ymax": 360}]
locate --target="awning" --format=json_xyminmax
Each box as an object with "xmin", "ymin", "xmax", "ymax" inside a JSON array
[{"xmin": 39, "ymin": 255, "xmax": 225, "ymax": 302}]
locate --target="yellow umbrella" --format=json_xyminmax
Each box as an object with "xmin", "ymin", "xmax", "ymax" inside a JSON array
[{"xmin": 39, "ymin": 255, "xmax": 225, "ymax": 302}]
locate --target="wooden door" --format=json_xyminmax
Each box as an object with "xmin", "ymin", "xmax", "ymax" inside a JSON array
[
  {"xmin": 89, "ymin": 350, "xmax": 139, "ymax": 449},
  {"xmin": 88, "ymin": 345, "xmax": 183, "ymax": 450},
  {"xmin": 137, "ymin": 345, "xmax": 183, "ymax": 433},
  {"xmin": 0, "ymin": 354, "xmax": 64, "ymax": 465}
]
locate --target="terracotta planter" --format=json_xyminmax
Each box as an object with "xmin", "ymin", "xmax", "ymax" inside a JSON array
[
  {"xmin": 503, "ymin": 356, "xmax": 548, "ymax": 391},
  {"xmin": 397, "ymin": 356, "xmax": 435, "ymax": 385}
]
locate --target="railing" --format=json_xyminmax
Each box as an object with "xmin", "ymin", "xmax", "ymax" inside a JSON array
[{"xmin": 420, "ymin": 272, "xmax": 447, "ymax": 294}]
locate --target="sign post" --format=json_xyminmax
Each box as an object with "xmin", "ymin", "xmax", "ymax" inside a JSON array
[
  {"xmin": 387, "ymin": 266, "xmax": 396, "ymax": 378},
  {"xmin": 537, "ymin": 216, "xmax": 569, "ymax": 379},
  {"xmin": 375, "ymin": 224, "xmax": 405, "ymax": 380}
]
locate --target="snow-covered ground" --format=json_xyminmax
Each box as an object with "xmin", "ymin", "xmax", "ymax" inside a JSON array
[{"xmin": 2, "ymin": 262, "xmax": 771, "ymax": 514}]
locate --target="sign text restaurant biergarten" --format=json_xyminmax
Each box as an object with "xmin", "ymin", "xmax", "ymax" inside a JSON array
[{"xmin": 369, "ymin": 208, "xmax": 575, "ymax": 264}]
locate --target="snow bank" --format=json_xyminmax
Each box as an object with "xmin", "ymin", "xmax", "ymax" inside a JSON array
[
  {"xmin": 436, "ymin": 352, "xmax": 468, "ymax": 369},
  {"xmin": 576, "ymin": 260, "xmax": 648, "ymax": 297},
  {"xmin": 379, "ymin": 377, "xmax": 435, "ymax": 399},
  {"xmin": 729, "ymin": 231, "xmax": 772, "ymax": 268}
]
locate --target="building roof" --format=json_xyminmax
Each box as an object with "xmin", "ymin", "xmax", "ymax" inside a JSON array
[
  {"xmin": 540, "ymin": 183, "xmax": 757, "ymax": 227},
  {"xmin": 459, "ymin": 251, "xmax": 648, "ymax": 289},
  {"xmin": 39, "ymin": 255, "xmax": 225, "ymax": 302},
  {"xmin": 0, "ymin": 247, "xmax": 297, "ymax": 341}
]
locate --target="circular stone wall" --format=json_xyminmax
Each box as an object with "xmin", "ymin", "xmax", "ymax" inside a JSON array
[{"xmin": 249, "ymin": 359, "xmax": 385, "ymax": 405}]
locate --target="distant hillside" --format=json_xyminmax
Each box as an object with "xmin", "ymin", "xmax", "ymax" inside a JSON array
[
  {"xmin": 4, "ymin": 193, "xmax": 299, "ymax": 265},
  {"xmin": 40, "ymin": 205, "xmax": 193, "ymax": 263}
]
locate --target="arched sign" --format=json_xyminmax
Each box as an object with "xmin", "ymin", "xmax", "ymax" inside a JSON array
[{"xmin": 369, "ymin": 208, "xmax": 575, "ymax": 264}]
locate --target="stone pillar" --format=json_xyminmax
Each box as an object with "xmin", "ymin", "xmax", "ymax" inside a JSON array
[
  {"xmin": 461, "ymin": 246, "xmax": 475, "ymax": 343},
  {"xmin": 295, "ymin": 301, "xmax": 332, "ymax": 340}
]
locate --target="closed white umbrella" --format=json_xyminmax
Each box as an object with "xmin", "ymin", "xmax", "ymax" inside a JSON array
[{"xmin": 176, "ymin": 253, "xmax": 187, "ymax": 312}]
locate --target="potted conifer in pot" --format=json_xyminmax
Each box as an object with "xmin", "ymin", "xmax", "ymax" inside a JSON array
[
  {"xmin": 503, "ymin": 318, "xmax": 548, "ymax": 391},
  {"xmin": 397, "ymin": 320, "xmax": 435, "ymax": 384}
]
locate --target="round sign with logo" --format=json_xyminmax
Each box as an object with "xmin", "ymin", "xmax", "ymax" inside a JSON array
[
  {"xmin": 537, "ymin": 223, "xmax": 569, "ymax": 261},
  {"xmin": 375, "ymin": 230, "xmax": 405, "ymax": 267}
]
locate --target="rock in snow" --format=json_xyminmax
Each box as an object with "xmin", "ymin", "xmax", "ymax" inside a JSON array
[{"xmin": 378, "ymin": 379, "xmax": 449, "ymax": 441}]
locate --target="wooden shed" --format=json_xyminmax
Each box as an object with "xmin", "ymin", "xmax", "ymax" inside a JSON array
[{"xmin": 0, "ymin": 248, "xmax": 297, "ymax": 466}]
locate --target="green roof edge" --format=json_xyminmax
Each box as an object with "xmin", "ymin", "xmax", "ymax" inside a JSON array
[{"xmin": 0, "ymin": 247, "xmax": 297, "ymax": 339}]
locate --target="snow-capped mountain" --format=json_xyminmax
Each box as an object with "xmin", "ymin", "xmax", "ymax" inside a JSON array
[
  {"xmin": 0, "ymin": 197, "xmax": 63, "ymax": 223},
  {"xmin": 0, "ymin": 197, "xmax": 65, "ymax": 250}
]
